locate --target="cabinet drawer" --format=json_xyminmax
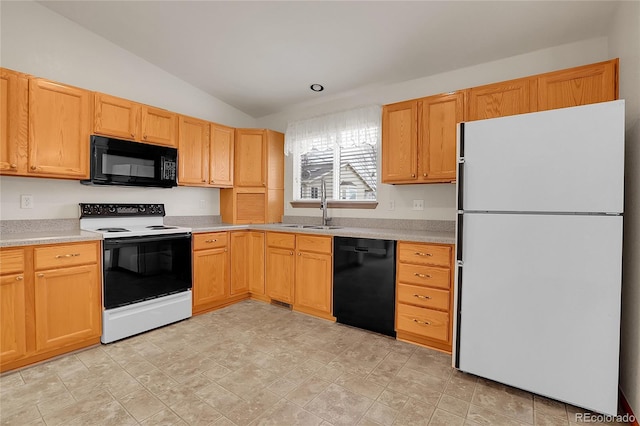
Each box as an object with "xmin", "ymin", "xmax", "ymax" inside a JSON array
[
  {"xmin": 397, "ymin": 283, "xmax": 449, "ymax": 311},
  {"xmin": 34, "ymin": 243, "xmax": 98, "ymax": 270},
  {"xmin": 397, "ymin": 263, "xmax": 450, "ymax": 289},
  {"xmin": 397, "ymin": 304, "xmax": 449, "ymax": 342},
  {"xmin": 296, "ymin": 234, "xmax": 331, "ymax": 254},
  {"xmin": 266, "ymin": 232, "xmax": 295, "ymax": 250},
  {"xmin": 0, "ymin": 249, "xmax": 25, "ymax": 274},
  {"xmin": 193, "ymin": 232, "xmax": 228, "ymax": 250},
  {"xmin": 398, "ymin": 242, "xmax": 451, "ymax": 267}
]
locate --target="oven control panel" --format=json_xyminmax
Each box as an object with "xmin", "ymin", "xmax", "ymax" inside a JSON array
[{"xmin": 80, "ymin": 203, "xmax": 166, "ymax": 217}]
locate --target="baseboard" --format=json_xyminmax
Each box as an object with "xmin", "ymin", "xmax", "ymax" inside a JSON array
[{"xmin": 620, "ymin": 389, "xmax": 639, "ymax": 426}]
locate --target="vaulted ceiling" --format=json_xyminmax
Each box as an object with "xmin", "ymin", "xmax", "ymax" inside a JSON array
[{"xmin": 40, "ymin": 1, "xmax": 619, "ymax": 118}]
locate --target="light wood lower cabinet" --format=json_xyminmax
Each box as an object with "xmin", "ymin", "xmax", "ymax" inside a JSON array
[
  {"xmin": 265, "ymin": 232, "xmax": 334, "ymax": 320},
  {"xmin": 0, "ymin": 249, "xmax": 27, "ymax": 365},
  {"xmin": 0, "ymin": 241, "xmax": 102, "ymax": 373},
  {"xmin": 192, "ymin": 232, "xmax": 230, "ymax": 314},
  {"xmin": 395, "ymin": 241, "xmax": 454, "ymax": 353},
  {"xmin": 230, "ymin": 231, "xmax": 265, "ymax": 300}
]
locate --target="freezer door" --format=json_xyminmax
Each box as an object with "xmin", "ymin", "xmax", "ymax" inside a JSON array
[
  {"xmin": 460, "ymin": 100, "xmax": 624, "ymax": 214},
  {"xmin": 457, "ymin": 213, "xmax": 622, "ymax": 415}
]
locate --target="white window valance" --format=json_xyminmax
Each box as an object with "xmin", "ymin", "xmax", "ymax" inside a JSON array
[{"xmin": 284, "ymin": 105, "xmax": 381, "ymax": 155}]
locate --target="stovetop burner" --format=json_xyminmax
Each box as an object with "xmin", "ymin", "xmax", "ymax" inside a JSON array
[
  {"xmin": 146, "ymin": 225, "xmax": 177, "ymax": 230},
  {"xmin": 96, "ymin": 227, "xmax": 130, "ymax": 232}
]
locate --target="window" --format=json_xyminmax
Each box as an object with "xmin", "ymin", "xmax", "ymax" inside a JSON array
[{"xmin": 286, "ymin": 105, "xmax": 380, "ymax": 202}]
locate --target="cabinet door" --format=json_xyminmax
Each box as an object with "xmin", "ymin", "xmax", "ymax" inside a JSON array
[
  {"xmin": 210, "ymin": 124, "xmax": 234, "ymax": 187},
  {"xmin": 382, "ymin": 100, "xmax": 418, "ymax": 183},
  {"xmin": 192, "ymin": 247, "xmax": 229, "ymax": 312},
  {"xmin": 466, "ymin": 77, "xmax": 536, "ymax": 121},
  {"xmin": 419, "ymin": 92, "xmax": 463, "ymax": 181},
  {"xmin": 235, "ymin": 129, "xmax": 266, "ymax": 187},
  {"xmin": 295, "ymin": 251, "xmax": 332, "ymax": 314},
  {"xmin": 141, "ymin": 105, "xmax": 177, "ymax": 147},
  {"xmin": 178, "ymin": 116, "xmax": 210, "ymax": 186},
  {"xmin": 0, "ymin": 273, "xmax": 27, "ymax": 364},
  {"xmin": 537, "ymin": 59, "xmax": 618, "ymax": 111},
  {"xmin": 266, "ymin": 246, "xmax": 295, "ymax": 303},
  {"xmin": 0, "ymin": 68, "xmax": 28, "ymax": 175},
  {"xmin": 248, "ymin": 232, "xmax": 265, "ymax": 295},
  {"xmin": 28, "ymin": 78, "xmax": 91, "ymax": 178},
  {"xmin": 34, "ymin": 264, "xmax": 101, "ymax": 351},
  {"xmin": 94, "ymin": 93, "xmax": 140, "ymax": 140},
  {"xmin": 230, "ymin": 232, "xmax": 250, "ymax": 296}
]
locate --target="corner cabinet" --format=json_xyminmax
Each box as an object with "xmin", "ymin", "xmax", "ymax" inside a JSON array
[
  {"xmin": 1, "ymin": 241, "xmax": 102, "ymax": 373},
  {"xmin": 395, "ymin": 241, "xmax": 454, "ymax": 353},
  {"xmin": 220, "ymin": 129, "xmax": 284, "ymax": 224},
  {"xmin": 382, "ymin": 92, "xmax": 462, "ymax": 184}
]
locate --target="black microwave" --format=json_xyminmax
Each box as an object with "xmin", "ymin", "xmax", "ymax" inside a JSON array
[{"xmin": 82, "ymin": 135, "xmax": 178, "ymax": 188}]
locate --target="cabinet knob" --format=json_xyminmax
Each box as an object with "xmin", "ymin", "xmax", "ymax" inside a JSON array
[
  {"xmin": 411, "ymin": 174, "xmax": 416, "ymax": 178},
  {"xmin": 289, "ymin": 251, "xmax": 293, "ymax": 255},
  {"xmin": 423, "ymin": 173, "xmax": 427, "ymax": 177},
  {"xmin": 224, "ymin": 248, "xmax": 228, "ymax": 252},
  {"xmin": 131, "ymin": 133, "xmax": 135, "ymax": 137},
  {"xmin": 202, "ymin": 179, "xmax": 206, "ymax": 183},
  {"xmin": 143, "ymin": 134, "xmax": 147, "ymax": 139},
  {"xmin": 30, "ymin": 166, "xmax": 37, "ymax": 171},
  {"xmin": 10, "ymin": 164, "xmax": 17, "ymax": 169},
  {"xmin": 15, "ymin": 276, "xmax": 23, "ymax": 281},
  {"xmin": 298, "ymin": 253, "xmax": 301, "ymax": 256},
  {"xmin": 37, "ymin": 273, "xmax": 44, "ymax": 278}
]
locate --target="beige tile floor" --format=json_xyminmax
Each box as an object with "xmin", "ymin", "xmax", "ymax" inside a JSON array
[{"xmin": 0, "ymin": 300, "xmax": 630, "ymax": 426}]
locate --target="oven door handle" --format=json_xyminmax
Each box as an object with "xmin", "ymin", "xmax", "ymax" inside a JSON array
[{"xmin": 104, "ymin": 233, "xmax": 192, "ymax": 246}]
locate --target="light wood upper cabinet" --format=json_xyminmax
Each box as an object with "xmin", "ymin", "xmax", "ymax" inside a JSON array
[
  {"xmin": 34, "ymin": 264, "xmax": 100, "ymax": 351},
  {"xmin": 382, "ymin": 100, "xmax": 418, "ymax": 183},
  {"xmin": 466, "ymin": 77, "xmax": 536, "ymax": 121},
  {"xmin": 420, "ymin": 92, "xmax": 463, "ymax": 181},
  {"xmin": 537, "ymin": 59, "xmax": 618, "ymax": 111},
  {"xmin": 178, "ymin": 115, "xmax": 210, "ymax": 186},
  {"xmin": 210, "ymin": 124, "xmax": 234, "ymax": 187},
  {"xmin": 235, "ymin": 129, "xmax": 267, "ymax": 187},
  {"xmin": 0, "ymin": 68, "xmax": 28, "ymax": 175},
  {"xmin": 94, "ymin": 93, "xmax": 141, "ymax": 140},
  {"xmin": 141, "ymin": 105, "xmax": 177, "ymax": 147},
  {"xmin": 28, "ymin": 77, "xmax": 91, "ymax": 179},
  {"xmin": 382, "ymin": 94, "xmax": 461, "ymax": 184}
]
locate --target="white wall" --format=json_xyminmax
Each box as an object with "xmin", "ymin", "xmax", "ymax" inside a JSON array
[
  {"xmin": 0, "ymin": 1, "xmax": 256, "ymax": 220},
  {"xmin": 258, "ymin": 37, "xmax": 610, "ymax": 221},
  {"xmin": 608, "ymin": 0, "xmax": 640, "ymax": 417}
]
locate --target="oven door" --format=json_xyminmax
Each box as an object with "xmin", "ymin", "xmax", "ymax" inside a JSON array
[{"xmin": 103, "ymin": 233, "xmax": 192, "ymax": 309}]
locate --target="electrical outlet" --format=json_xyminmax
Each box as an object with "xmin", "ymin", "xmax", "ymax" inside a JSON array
[
  {"xmin": 21, "ymin": 194, "xmax": 34, "ymax": 209},
  {"xmin": 412, "ymin": 199, "xmax": 424, "ymax": 211},
  {"xmin": 388, "ymin": 200, "xmax": 395, "ymax": 211}
]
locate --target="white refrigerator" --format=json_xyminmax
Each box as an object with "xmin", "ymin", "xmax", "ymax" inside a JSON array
[{"xmin": 454, "ymin": 100, "xmax": 625, "ymax": 416}]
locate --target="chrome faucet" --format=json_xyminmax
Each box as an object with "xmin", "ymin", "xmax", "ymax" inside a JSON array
[{"xmin": 320, "ymin": 178, "xmax": 331, "ymax": 226}]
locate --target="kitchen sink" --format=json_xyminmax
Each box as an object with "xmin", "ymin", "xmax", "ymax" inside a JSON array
[{"xmin": 278, "ymin": 224, "xmax": 342, "ymax": 230}]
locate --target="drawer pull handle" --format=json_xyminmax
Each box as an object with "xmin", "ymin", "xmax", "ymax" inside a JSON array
[
  {"xmin": 205, "ymin": 239, "xmax": 217, "ymax": 243},
  {"xmin": 413, "ymin": 318, "xmax": 430, "ymax": 326},
  {"xmin": 415, "ymin": 252, "xmax": 433, "ymax": 257},
  {"xmin": 55, "ymin": 253, "xmax": 80, "ymax": 258},
  {"xmin": 16, "ymin": 276, "xmax": 23, "ymax": 281},
  {"xmin": 414, "ymin": 273, "xmax": 431, "ymax": 279},
  {"xmin": 413, "ymin": 294, "xmax": 431, "ymax": 300}
]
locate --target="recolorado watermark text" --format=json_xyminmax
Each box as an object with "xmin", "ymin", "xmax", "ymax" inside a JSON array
[{"xmin": 574, "ymin": 413, "xmax": 636, "ymax": 423}]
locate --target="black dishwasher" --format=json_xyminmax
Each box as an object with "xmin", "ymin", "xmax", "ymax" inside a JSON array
[{"xmin": 333, "ymin": 237, "xmax": 396, "ymax": 337}]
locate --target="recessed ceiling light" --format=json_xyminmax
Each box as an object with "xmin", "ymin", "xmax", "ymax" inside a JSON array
[{"xmin": 310, "ymin": 84, "xmax": 324, "ymax": 92}]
